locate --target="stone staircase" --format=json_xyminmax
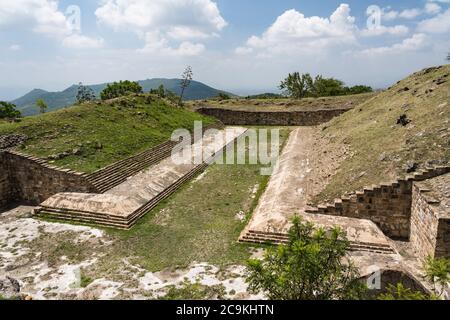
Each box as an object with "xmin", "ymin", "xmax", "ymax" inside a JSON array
[
  {"xmin": 305, "ymin": 165, "xmax": 450, "ymax": 216},
  {"xmin": 86, "ymin": 140, "xmax": 177, "ymax": 193},
  {"xmin": 38, "ymin": 162, "xmax": 209, "ymax": 229},
  {"xmin": 239, "ymin": 230, "xmax": 396, "ymax": 254},
  {"xmin": 86, "ymin": 123, "xmax": 224, "ymax": 193}
]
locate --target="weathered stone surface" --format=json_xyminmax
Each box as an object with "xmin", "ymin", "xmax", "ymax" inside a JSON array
[
  {"xmin": 0, "ymin": 276, "xmax": 21, "ymax": 299},
  {"xmin": 410, "ymin": 174, "xmax": 450, "ymax": 260}
]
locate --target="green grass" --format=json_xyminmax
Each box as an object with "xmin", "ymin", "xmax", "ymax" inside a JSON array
[
  {"xmin": 313, "ymin": 65, "xmax": 450, "ymax": 204},
  {"xmin": 189, "ymin": 93, "xmax": 375, "ymax": 112},
  {"xmin": 96, "ymin": 127, "xmax": 291, "ymax": 272},
  {"xmin": 160, "ymin": 282, "xmax": 226, "ymax": 300},
  {"xmin": 0, "ymin": 94, "xmax": 216, "ymax": 173}
]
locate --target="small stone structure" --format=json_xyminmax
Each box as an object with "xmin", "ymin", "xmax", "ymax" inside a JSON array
[
  {"xmin": 410, "ymin": 174, "xmax": 450, "ymax": 260},
  {"xmin": 197, "ymin": 108, "xmax": 351, "ymax": 126}
]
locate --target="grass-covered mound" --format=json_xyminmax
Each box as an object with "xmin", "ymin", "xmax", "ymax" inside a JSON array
[
  {"xmin": 314, "ymin": 65, "xmax": 450, "ymax": 204},
  {"xmin": 0, "ymin": 94, "xmax": 216, "ymax": 173}
]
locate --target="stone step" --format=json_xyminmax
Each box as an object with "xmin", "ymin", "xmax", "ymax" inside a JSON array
[
  {"xmin": 240, "ymin": 231, "xmax": 395, "ymax": 254},
  {"xmin": 88, "ymin": 147, "xmax": 172, "ymax": 180},
  {"xmin": 88, "ymin": 152, "xmax": 169, "ymax": 183}
]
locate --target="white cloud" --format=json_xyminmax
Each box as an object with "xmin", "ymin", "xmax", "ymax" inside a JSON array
[
  {"xmin": 0, "ymin": 0, "xmax": 68, "ymax": 36},
  {"xmin": 0, "ymin": 0, "xmax": 103, "ymax": 49},
  {"xmin": 382, "ymin": 10, "xmax": 399, "ymax": 21},
  {"xmin": 418, "ymin": 9, "xmax": 450, "ymax": 33},
  {"xmin": 358, "ymin": 33, "xmax": 428, "ymax": 56},
  {"xmin": 425, "ymin": 2, "xmax": 442, "ymax": 15},
  {"xmin": 95, "ymin": 0, "xmax": 226, "ymax": 55},
  {"xmin": 399, "ymin": 8, "xmax": 422, "ymax": 19},
  {"xmin": 360, "ymin": 25, "xmax": 409, "ymax": 37},
  {"xmin": 9, "ymin": 44, "xmax": 21, "ymax": 51},
  {"xmin": 62, "ymin": 34, "xmax": 104, "ymax": 49},
  {"xmin": 138, "ymin": 31, "xmax": 205, "ymax": 56},
  {"xmin": 238, "ymin": 4, "xmax": 357, "ymax": 56}
]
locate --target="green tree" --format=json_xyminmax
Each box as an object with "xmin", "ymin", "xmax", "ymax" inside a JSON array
[
  {"xmin": 279, "ymin": 72, "xmax": 311, "ymax": 99},
  {"xmin": 179, "ymin": 66, "xmax": 193, "ymax": 106},
  {"xmin": 348, "ymin": 85, "xmax": 373, "ymax": 95},
  {"xmin": 447, "ymin": 53, "xmax": 450, "ymax": 61},
  {"xmin": 246, "ymin": 217, "xmax": 367, "ymax": 300},
  {"xmin": 36, "ymin": 98, "xmax": 48, "ymax": 114},
  {"xmin": 76, "ymin": 82, "xmax": 96, "ymax": 104},
  {"xmin": 100, "ymin": 80, "xmax": 143, "ymax": 100},
  {"xmin": 378, "ymin": 283, "xmax": 432, "ymax": 300},
  {"xmin": 0, "ymin": 101, "xmax": 21, "ymax": 119}
]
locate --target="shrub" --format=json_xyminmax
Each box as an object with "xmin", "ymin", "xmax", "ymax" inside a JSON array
[
  {"xmin": 378, "ymin": 283, "xmax": 434, "ymax": 300},
  {"xmin": 246, "ymin": 217, "xmax": 367, "ymax": 300},
  {"xmin": 0, "ymin": 101, "xmax": 21, "ymax": 119},
  {"xmin": 100, "ymin": 80, "xmax": 143, "ymax": 100}
]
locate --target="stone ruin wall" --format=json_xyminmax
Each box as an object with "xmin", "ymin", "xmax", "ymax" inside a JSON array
[
  {"xmin": 306, "ymin": 166, "xmax": 450, "ymax": 241},
  {"xmin": 197, "ymin": 108, "xmax": 351, "ymax": 126},
  {"xmin": 0, "ymin": 153, "xmax": 13, "ymax": 208},
  {"xmin": 0, "ymin": 150, "xmax": 97, "ymax": 207},
  {"xmin": 307, "ymin": 180, "xmax": 413, "ymax": 240},
  {"xmin": 410, "ymin": 183, "xmax": 449, "ymax": 260}
]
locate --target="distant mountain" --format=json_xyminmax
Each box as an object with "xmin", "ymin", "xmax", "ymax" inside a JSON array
[{"xmin": 11, "ymin": 79, "xmax": 234, "ymax": 116}]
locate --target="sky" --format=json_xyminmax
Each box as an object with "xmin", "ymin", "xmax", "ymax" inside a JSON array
[{"xmin": 1, "ymin": 0, "xmax": 450, "ymax": 100}]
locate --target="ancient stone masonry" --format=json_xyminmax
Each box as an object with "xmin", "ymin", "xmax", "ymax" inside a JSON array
[
  {"xmin": 197, "ymin": 108, "xmax": 351, "ymax": 126},
  {"xmin": 410, "ymin": 174, "xmax": 450, "ymax": 260},
  {"xmin": 0, "ymin": 152, "xmax": 13, "ymax": 208},
  {"xmin": 0, "ymin": 150, "xmax": 98, "ymax": 207},
  {"xmin": 0, "ymin": 123, "xmax": 224, "ymax": 208},
  {"xmin": 305, "ymin": 166, "xmax": 450, "ymax": 240},
  {"xmin": 35, "ymin": 127, "xmax": 247, "ymax": 229},
  {"xmin": 86, "ymin": 122, "xmax": 224, "ymax": 193}
]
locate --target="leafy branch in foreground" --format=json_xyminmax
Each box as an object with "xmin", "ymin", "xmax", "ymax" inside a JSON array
[
  {"xmin": 245, "ymin": 217, "xmax": 367, "ymax": 300},
  {"xmin": 424, "ymin": 256, "xmax": 449, "ymax": 297}
]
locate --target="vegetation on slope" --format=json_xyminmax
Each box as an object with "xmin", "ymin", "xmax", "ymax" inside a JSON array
[
  {"xmin": 314, "ymin": 65, "xmax": 450, "ymax": 204},
  {"xmin": 0, "ymin": 94, "xmax": 216, "ymax": 173},
  {"xmin": 11, "ymin": 79, "xmax": 234, "ymax": 116},
  {"xmin": 189, "ymin": 93, "xmax": 375, "ymax": 112}
]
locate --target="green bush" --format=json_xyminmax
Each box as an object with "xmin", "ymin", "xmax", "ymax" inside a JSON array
[
  {"xmin": 378, "ymin": 283, "xmax": 434, "ymax": 300},
  {"xmin": 246, "ymin": 217, "xmax": 367, "ymax": 300},
  {"xmin": 100, "ymin": 80, "xmax": 143, "ymax": 100},
  {"xmin": 0, "ymin": 101, "xmax": 21, "ymax": 119}
]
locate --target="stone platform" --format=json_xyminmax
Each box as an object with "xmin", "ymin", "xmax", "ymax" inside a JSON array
[
  {"xmin": 239, "ymin": 128, "xmax": 395, "ymax": 254},
  {"xmin": 36, "ymin": 127, "xmax": 247, "ymax": 229}
]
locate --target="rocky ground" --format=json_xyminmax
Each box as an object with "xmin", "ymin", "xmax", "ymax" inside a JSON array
[{"xmin": 0, "ymin": 206, "xmax": 263, "ymax": 300}]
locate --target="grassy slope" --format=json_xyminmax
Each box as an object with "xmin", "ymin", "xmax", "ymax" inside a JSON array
[
  {"xmin": 314, "ymin": 65, "xmax": 450, "ymax": 204},
  {"xmin": 188, "ymin": 93, "xmax": 375, "ymax": 112},
  {"xmin": 0, "ymin": 94, "xmax": 216, "ymax": 173}
]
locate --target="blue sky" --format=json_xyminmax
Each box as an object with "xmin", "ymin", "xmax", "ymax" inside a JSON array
[{"xmin": 1, "ymin": 0, "xmax": 449, "ymax": 99}]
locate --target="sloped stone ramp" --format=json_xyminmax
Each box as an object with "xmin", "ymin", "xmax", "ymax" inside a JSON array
[
  {"xmin": 35, "ymin": 127, "xmax": 247, "ymax": 229},
  {"xmin": 239, "ymin": 127, "xmax": 396, "ymax": 255}
]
